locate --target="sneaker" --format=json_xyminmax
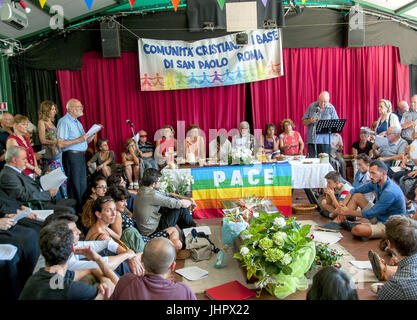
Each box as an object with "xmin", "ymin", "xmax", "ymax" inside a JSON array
[
  {"xmin": 346, "ymin": 216, "xmax": 359, "ymax": 221},
  {"xmin": 316, "ymin": 222, "xmax": 341, "ymax": 232},
  {"xmin": 340, "ymin": 221, "xmax": 359, "ymax": 231},
  {"xmin": 176, "ymin": 249, "xmax": 190, "ymax": 260},
  {"xmin": 319, "ymin": 210, "xmax": 333, "ymax": 219}
]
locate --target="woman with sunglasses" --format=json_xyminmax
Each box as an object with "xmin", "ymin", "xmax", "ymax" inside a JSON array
[
  {"xmin": 83, "ymin": 196, "xmax": 144, "ymax": 275},
  {"xmin": 121, "ymin": 138, "xmax": 140, "ymax": 190},
  {"xmin": 87, "ymin": 139, "xmax": 116, "ymax": 179}
]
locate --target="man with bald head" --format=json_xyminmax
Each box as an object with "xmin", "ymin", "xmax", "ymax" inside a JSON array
[
  {"xmin": 57, "ymin": 99, "xmax": 98, "ymax": 208},
  {"xmin": 137, "ymin": 130, "xmax": 158, "ymax": 170},
  {"xmin": 110, "ymin": 238, "xmax": 196, "ymax": 300},
  {"xmin": 0, "ymin": 112, "xmax": 13, "ymax": 167},
  {"xmin": 394, "ymin": 100, "xmax": 409, "ymax": 123},
  {"xmin": 303, "ymin": 91, "xmax": 339, "ymax": 158},
  {"xmin": 401, "ymin": 96, "xmax": 417, "ymax": 144}
]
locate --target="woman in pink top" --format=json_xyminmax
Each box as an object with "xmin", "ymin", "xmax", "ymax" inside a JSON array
[
  {"xmin": 184, "ymin": 124, "xmax": 205, "ymax": 161},
  {"xmin": 279, "ymin": 119, "xmax": 304, "ymax": 155}
]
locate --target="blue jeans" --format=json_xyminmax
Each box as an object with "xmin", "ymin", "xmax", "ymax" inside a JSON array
[{"xmin": 142, "ymin": 157, "xmax": 158, "ymax": 170}]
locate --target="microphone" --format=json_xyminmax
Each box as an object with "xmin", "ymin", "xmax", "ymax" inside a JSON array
[{"xmin": 126, "ymin": 119, "xmax": 133, "ymax": 127}]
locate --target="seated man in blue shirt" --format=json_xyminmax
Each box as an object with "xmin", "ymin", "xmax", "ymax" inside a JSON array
[{"xmin": 333, "ymin": 160, "xmax": 406, "ymax": 239}]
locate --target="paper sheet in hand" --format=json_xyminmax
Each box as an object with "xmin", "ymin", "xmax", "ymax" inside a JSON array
[
  {"xmin": 312, "ymin": 231, "xmax": 343, "ymax": 245},
  {"xmin": 40, "ymin": 168, "xmax": 67, "ymax": 191},
  {"xmin": 175, "ymin": 266, "xmax": 208, "ymax": 281},
  {"xmin": 13, "ymin": 208, "xmax": 31, "ymax": 222},
  {"xmin": 32, "ymin": 210, "xmax": 54, "ymax": 222},
  {"xmin": 375, "ymin": 135, "xmax": 389, "ymax": 149},
  {"xmin": 183, "ymin": 226, "xmax": 211, "ymax": 238},
  {"xmin": 86, "ymin": 124, "xmax": 102, "ymax": 139},
  {"xmin": 0, "ymin": 244, "xmax": 18, "ymax": 261},
  {"xmin": 350, "ymin": 261, "xmax": 372, "ymax": 270}
]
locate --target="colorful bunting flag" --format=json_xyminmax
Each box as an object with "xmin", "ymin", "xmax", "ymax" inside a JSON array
[
  {"xmin": 262, "ymin": 0, "xmax": 268, "ymax": 7},
  {"xmin": 39, "ymin": 0, "xmax": 46, "ymax": 8},
  {"xmin": 171, "ymin": 0, "xmax": 180, "ymax": 11},
  {"xmin": 217, "ymin": 0, "xmax": 225, "ymax": 10},
  {"xmin": 84, "ymin": 0, "xmax": 94, "ymax": 10},
  {"xmin": 129, "ymin": 0, "xmax": 136, "ymax": 8}
]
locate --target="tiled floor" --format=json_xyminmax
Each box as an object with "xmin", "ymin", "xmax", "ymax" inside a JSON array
[{"xmin": 174, "ymin": 189, "xmax": 390, "ymax": 300}]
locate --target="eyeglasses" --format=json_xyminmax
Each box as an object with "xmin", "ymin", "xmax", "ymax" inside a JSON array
[
  {"xmin": 96, "ymin": 186, "xmax": 107, "ymax": 189},
  {"xmin": 140, "ymin": 135, "xmax": 147, "ymax": 138}
]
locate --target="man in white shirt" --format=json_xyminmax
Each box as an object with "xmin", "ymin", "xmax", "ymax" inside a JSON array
[{"xmin": 209, "ymin": 135, "xmax": 232, "ymax": 162}]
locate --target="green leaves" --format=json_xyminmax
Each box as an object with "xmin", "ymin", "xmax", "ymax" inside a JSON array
[{"xmin": 233, "ymin": 210, "xmax": 315, "ymax": 299}]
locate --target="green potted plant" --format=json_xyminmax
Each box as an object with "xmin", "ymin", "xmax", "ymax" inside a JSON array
[{"xmin": 233, "ymin": 211, "xmax": 316, "ymax": 299}]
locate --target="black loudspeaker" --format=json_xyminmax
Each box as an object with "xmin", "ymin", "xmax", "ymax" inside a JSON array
[
  {"xmin": 100, "ymin": 22, "xmax": 121, "ymax": 58},
  {"xmin": 346, "ymin": 7, "xmax": 365, "ymax": 47},
  {"xmin": 187, "ymin": 0, "xmax": 285, "ymax": 32}
]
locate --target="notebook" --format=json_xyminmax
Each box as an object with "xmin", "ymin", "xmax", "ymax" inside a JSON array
[{"xmin": 204, "ymin": 281, "xmax": 256, "ymax": 300}]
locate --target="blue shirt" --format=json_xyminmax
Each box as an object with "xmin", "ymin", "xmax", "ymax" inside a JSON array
[
  {"xmin": 57, "ymin": 113, "xmax": 87, "ymax": 152},
  {"xmin": 350, "ymin": 177, "xmax": 406, "ymax": 224},
  {"xmin": 302, "ymin": 102, "xmax": 339, "ymax": 144}
]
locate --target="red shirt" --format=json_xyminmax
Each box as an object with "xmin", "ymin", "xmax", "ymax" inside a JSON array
[
  {"xmin": 7, "ymin": 134, "xmax": 36, "ymax": 176},
  {"xmin": 280, "ymin": 131, "xmax": 301, "ymax": 155}
]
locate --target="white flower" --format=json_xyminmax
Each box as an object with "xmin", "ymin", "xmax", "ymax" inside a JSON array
[
  {"xmin": 240, "ymin": 247, "xmax": 250, "ymax": 256},
  {"xmin": 273, "ymin": 217, "xmax": 286, "ymax": 228},
  {"xmin": 281, "ymin": 253, "xmax": 292, "ymax": 265}
]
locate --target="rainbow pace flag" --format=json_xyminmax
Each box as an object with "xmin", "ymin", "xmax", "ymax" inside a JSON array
[{"xmin": 191, "ymin": 163, "xmax": 292, "ymax": 219}]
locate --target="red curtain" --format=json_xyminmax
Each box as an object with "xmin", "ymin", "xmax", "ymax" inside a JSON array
[
  {"xmin": 56, "ymin": 51, "xmax": 247, "ymax": 162},
  {"xmin": 251, "ymin": 46, "xmax": 410, "ymax": 153}
]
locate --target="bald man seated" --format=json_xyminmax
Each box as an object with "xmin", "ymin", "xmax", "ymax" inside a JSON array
[{"xmin": 110, "ymin": 238, "xmax": 196, "ymax": 300}]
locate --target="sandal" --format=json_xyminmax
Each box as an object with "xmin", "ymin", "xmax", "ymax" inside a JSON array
[
  {"xmin": 368, "ymin": 250, "xmax": 385, "ymax": 281},
  {"xmin": 128, "ymin": 184, "xmax": 134, "ymax": 190}
]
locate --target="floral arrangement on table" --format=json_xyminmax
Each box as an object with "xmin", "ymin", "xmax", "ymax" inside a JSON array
[
  {"xmin": 177, "ymin": 172, "xmax": 194, "ymax": 196},
  {"xmin": 311, "ymin": 241, "xmax": 343, "ymax": 268},
  {"xmin": 158, "ymin": 171, "xmax": 176, "ymax": 194},
  {"xmin": 228, "ymin": 145, "xmax": 253, "ymax": 165},
  {"xmin": 233, "ymin": 211, "xmax": 316, "ymax": 299},
  {"xmin": 159, "ymin": 171, "xmax": 194, "ymax": 196}
]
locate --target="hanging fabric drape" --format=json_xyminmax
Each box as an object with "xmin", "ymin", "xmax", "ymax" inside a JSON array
[
  {"xmin": 250, "ymin": 46, "xmax": 410, "ymax": 153},
  {"xmin": 56, "ymin": 51, "xmax": 247, "ymax": 162}
]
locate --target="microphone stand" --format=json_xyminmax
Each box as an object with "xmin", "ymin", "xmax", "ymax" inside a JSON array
[
  {"xmin": 127, "ymin": 120, "xmax": 144, "ymax": 178},
  {"xmin": 313, "ymin": 108, "xmax": 320, "ymax": 158}
]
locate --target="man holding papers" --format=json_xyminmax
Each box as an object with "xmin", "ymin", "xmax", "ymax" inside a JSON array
[
  {"xmin": 57, "ymin": 98, "xmax": 101, "ymax": 208},
  {"xmin": 372, "ymin": 126, "xmax": 408, "ymax": 167},
  {"xmin": 0, "ymin": 146, "xmax": 76, "ymax": 214}
]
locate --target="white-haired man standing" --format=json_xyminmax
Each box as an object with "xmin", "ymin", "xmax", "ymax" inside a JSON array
[
  {"xmin": 302, "ymin": 91, "xmax": 339, "ymax": 158},
  {"xmin": 57, "ymin": 99, "xmax": 96, "ymax": 208}
]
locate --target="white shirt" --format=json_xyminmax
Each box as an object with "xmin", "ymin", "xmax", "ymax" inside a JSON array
[{"xmin": 209, "ymin": 139, "xmax": 232, "ymax": 161}]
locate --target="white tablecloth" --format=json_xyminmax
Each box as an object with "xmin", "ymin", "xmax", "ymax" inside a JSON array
[
  {"xmin": 162, "ymin": 160, "xmax": 334, "ymax": 190},
  {"xmin": 289, "ymin": 160, "xmax": 334, "ymax": 189}
]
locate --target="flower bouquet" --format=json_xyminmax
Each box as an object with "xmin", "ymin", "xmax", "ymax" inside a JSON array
[
  {"xmin": 177, "ymin": 172, "xmax": 194, "ymax": 196},
  {"xmin": 305, "ymin": 241, "xmax": 343, "ymax": 279},
  {"xmin": 234, "ymin": 212, "xmax": 316, "ymax": 299},
  {"xmin": 228, "ymin": 145, "xmax": 253, "ymax": 165},
  {"xmin": 158, "ymin": 171, "xmax": 176, "ymax": 194}
]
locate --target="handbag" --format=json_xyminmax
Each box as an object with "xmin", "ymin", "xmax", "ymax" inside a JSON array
[{"xmin": 185, "ymin": 229, "xmax": 219, "ymax": 262}]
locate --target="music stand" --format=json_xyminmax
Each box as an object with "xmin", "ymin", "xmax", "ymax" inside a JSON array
[{"xmin": 313, "ymin": 119, "xmax": 347, "ymax": 157}]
